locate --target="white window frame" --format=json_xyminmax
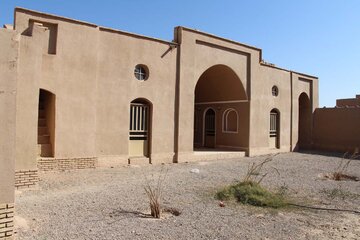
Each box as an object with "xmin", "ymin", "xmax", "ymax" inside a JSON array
[{"xmin": 222, "ymin": 108, "xmax": 238, "ymax": 133}]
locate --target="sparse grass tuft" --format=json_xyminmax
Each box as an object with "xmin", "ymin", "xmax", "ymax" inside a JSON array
[
  {"xmin": 216, "ymin": 181, "xmax": 287, "ymax": 208},
  {"xmin": 321, "ymin": 188, "xmax": 360, "ymax": 200},
  {"xmin": 216, "ymin": 154, "xmax": 287, "ymax": 208}
]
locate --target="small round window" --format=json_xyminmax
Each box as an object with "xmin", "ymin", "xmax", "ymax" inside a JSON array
[
  {"xmin": 134, "ymin": 65, "xmax": 149, "ymax": 81},
  {"xmin": 272, "ymin": 86, "xmax": 279, "ymax": 97}
]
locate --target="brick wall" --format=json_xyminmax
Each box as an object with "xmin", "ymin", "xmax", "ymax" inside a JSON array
[
  {"xmin": 14, "ymin": 170, "xmax": 39, "ymax": 189},
  {"xmin": 38, "ymin": 157, "xmax": 97, "ymax": 171},
  {"xmin": 0, "ymin": 203, "xmax": 14, "ymax": 239}
]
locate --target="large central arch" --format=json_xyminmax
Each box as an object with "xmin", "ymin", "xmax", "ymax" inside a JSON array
[{"xmin": 193, "ymin": 64, "xmax": 249, "ymax": 152}]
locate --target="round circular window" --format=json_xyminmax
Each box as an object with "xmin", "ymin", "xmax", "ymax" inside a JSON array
[
  {"xmin": 134, "ymin": 64, "xmax": 149, "ymax": 81},
  {"xmin": 272, "ymin": 86, "xmax": 279, "ymax": 97}
]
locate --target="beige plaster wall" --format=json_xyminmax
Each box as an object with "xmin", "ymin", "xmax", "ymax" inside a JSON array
[
  {"xmin": 14, "ymin": 9, "xmax": 99, "ymax": 170},
  {"xmin": 10, "ymin": 8, "xmax": 319, "ymax": 168},
  {"xmin": 249, "ymin": 68, "xmax": 318, "ymax": 155},
  {"xmin": 96, "ymin": 28, "xmax": 177, "ymax": 164},
  {"xmin": 14, "ymin": 8, "xmax": 178, "ymax": 168},
  {"xmin": 176, "ymin": 27, "xmax": 259, "ymax": 159},
  {"xmin": 248, "ymin": 65, "xmax": 291, "ymax": 155},
  {"xmin": 313, "ymin": 108, "xmax": 360, "ymax": 152},
  {"xmin": 176, "ymin": 27, "xmax": 318, "ymax": 158},
  {"xmin": 0, "ymin": 29, "xmax": 17, "ymax": 203}
]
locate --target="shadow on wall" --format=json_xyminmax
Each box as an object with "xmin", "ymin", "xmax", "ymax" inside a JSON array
[
  {"xmin": 193, "ymin": 64, "xmax": 249, "ymax": 152},
  {"xmin": 295, "ymin": 93, "xmax": 359, "ymax": 155}
]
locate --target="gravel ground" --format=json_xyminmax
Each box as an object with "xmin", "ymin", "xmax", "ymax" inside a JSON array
[{"xmin": 15, "ymin": 152, "xmax": 360, "ymax": 240}]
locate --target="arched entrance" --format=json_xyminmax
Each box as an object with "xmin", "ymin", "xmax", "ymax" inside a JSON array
[
  {"xmin": 129, "ymin": 98, "xmax": 152, "ymax": 158},
  {"xmin": 298, "ymin": 92, "xmax": 312, "ymax": 150},
  {"xmin": 204, "ymin": 108, "xmax": 216, "ymax": 148},
  {"xmin": 38, "ymin": 89, "xmax": 55, "ymax": 157},
  {"xmin": 194, "ymin": 64, "xmax": 249, "ymax": 151},
  {"xmin": 269, "ymin": 109, "xmax": 280, "ymax": 149}
]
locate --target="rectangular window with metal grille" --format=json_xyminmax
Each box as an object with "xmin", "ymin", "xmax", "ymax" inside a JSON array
[{"xmin": 129, "ymin": 103, "xmax": 148, "ymax": 140}]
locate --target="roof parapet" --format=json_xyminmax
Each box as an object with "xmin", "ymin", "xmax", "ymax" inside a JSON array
[{"xmin": 3, "ymin": 24, "xmax": 14, "ymax": 30}]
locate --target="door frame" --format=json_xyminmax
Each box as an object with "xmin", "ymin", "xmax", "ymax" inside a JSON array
[
  {"xmin": 129, "ymin": 100, "xmax": 151, "ymax": 158},
  {"xmin": 202, "ymin": 107, "xmax": 216, "ymax": 148}
]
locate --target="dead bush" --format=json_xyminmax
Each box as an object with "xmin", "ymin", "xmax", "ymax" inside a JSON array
[
  {"xmin": 143, "ymin": 167, "xmax": 168, "ymax": 218},
  {"xmin": 243, "ymin": 154, "xmax": 279, "ymax": 184},
  {"xmin": 326, "ymin": 151, "xmax": 359, "ymax": 181}
]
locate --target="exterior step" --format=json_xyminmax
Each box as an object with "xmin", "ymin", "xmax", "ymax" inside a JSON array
[
  {"xmin": 38, "ymin": 118, "xmax": 46, "ymax": 127},
  {"xmin": 38, "ymin": 135, "xmax": 50, "ymax": 144},
  {"xmin": 38, "ymin": 126, "xmax": 48, "ymax": 135},
  {"xmin": 38, "ymin": 144, "xmax": 52, "ymax": 157},
  {"xmin": 38, "ymin": 109, "xmax": 46, "ymax": 118},
  {"xmin": 128, "ymin": 157, "xmax": 150, "ymax": 165}
]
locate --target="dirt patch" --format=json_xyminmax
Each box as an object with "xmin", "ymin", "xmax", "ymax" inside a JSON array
[{"xmin": 14, "ymin": 152, "xmax": 360, "ymax": 240}]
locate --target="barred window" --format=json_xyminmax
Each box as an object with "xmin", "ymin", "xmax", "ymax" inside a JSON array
[
  {"xmin": 270, "ymin": 111, "xmax": 278, "ymax": 137},
  {"xmin": 269, "ymin": 109, "xmax": 280, "ymax": 149},
  {"xmin": 129, "ymin": 103, "xmax": 149, "ymax": 140}
]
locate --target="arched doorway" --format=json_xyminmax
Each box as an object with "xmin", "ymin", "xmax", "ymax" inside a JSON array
[
  {"xmin": 269, "ymin": 109, "xmax": 280, "ymax": 149},
  {"xmin": 298, "ymin": 92, "xmax": 312, "ymax": 149},
  {"xmin": 129, "ymin": 98, "xmax": 152, "ymax": 158},
  {"xmin": 204, "ymin": 108, "xmax": 216, "ymax": 148},
  {"xmin": 38, "ymin": 89, "xmax": 55, "ymax": 157},
  {"xmin": 194, "ymin": 64, "xmax": 249, "ymax": 151}
]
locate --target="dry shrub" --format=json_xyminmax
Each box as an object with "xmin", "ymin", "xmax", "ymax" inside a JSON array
[
  {"xmin": 144, "ymin": 167, "xmax": 168, "ymax": 218},
  {"xmin": 243, "ymin": 154, "xmax": 279, "ymax": 184},
  {"xmin": 329, "ymin": 150, "xmax": 359, "ymax": 181}
]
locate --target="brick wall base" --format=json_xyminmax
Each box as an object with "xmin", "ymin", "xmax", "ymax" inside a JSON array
[
  {"xmin": 14, "ymin": 170, "xmax": 39, "ymax": 189},
  {"xmin": 0, "ymin": 203, "xmax": 14, "ymax": 239},
  {"xmin": 38, "ymin": 157, "xmax": 97, "ymax": 171}
]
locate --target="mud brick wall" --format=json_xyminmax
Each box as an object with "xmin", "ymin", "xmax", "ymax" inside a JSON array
[
  {"xmin": 14, "ymin": 170, "xmax": 39, "ymax": 189},
  {"xmin": 38, "ymin": 157, "xmax": 97, "ymax": 171},
  {"xmin": 312, "ymin": 108, "xmax": 360, "ymax": 153},
  {"xmin": 0, "ymin": 203, "xmax": 14, "ymax": 239}
]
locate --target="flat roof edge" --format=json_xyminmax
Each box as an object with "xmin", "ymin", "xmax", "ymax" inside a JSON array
[
  {"xmin": 177, "ymin": 26, "xmax": 262, "ymax": 52},
  {"xmin": 15, "ymin": 7, "xmax": 177, "ymax": 45},
  {"xmin": 292, "ymin": 71, "xmax": 318, "ymax": 79},
  {"xmin": 15, "ymin": 7, "xmax": 98, "ymax": 28},
  {"xmin": 337, "ymin": 97, "xmax": 360, "ymax": 101},
  {"xmin": 260, "ymin": 62, "xmax": 318, "ymax": 79},
  {"xmin": 99, "ymin": 27, "xmax": 178, "ymax": 46}
]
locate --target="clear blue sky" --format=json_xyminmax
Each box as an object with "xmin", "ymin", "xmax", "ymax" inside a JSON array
[{"xmin": 1, "ymin": 0, "xmax": 359, "ymax": 107}]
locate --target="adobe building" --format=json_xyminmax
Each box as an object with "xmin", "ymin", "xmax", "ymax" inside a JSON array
[
  {"xmin": 0, "ymin": 26, "xmax": 17, "ymax": 239},
  {"xmin": 0, "ymin": 8, "xmax": 319, "ymax": 237},
  {"xmin": 313, "ymin": 95, "xmax": 360, "ymax": 153}
]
